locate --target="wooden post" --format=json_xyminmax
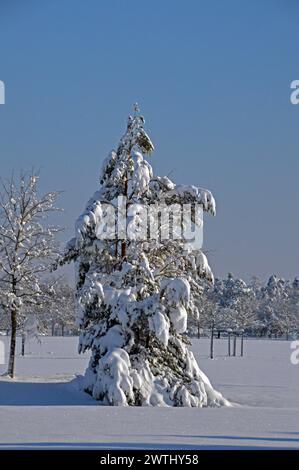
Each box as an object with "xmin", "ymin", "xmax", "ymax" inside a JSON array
[
  {"xmin": 210, "ymin": 327, "xmax": 214, "ymax": 359},
  {"xmin": 233, "ymin": 333, "xmax": 237, "ymax": 357},
  {"xmin": 240, "ymin": 332, "xmax": 244, "ymax": 357},
  {"xmin": 21, "ymin": 333, "xmax": 25, "ymax": 357}
]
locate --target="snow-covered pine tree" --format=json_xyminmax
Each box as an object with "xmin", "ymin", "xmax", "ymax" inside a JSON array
[
  {"xmin": 258, "ymin": 275, "xmax": 289, "ymax": 336},
  {"xmin": 60, "ymin": 105, "xmax": 229, "ymax": 407}
]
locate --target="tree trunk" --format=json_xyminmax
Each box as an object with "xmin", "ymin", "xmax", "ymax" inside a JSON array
[
  {"xmin": 121, "ymin": 241, "xmax": 126, "ymax": 258},
  {"xmin": 121, "ymin": 170, "xmax": 128, "ymax": 258},
  {"xmin": 210, "ymin": 327, "xmax": 214, "ymax": 359},
  {"xmin": 240, "ymin": 332, "xmax": 244, "ymax": 357},
  {"xmin": 21, "ymin": 333, "xmax": 25, "ymax": 357},
  {"xmin": 51, "ymin": 321, "xmax": 55, "ymax": 336},
  {"xmin": 197, "ymin": 321, "xmax": 200, "ymax": 339},
  {"xmin": 228, "ymin": 333, "xmax": 231, "ymax": 356},
  {"xmin": 62, "ymin": 324, "xmax": 65, "ymax": 337},
  {"xmin": 217, "ymin": 330, "xmax": 221, "ymax": 339},
  {"xmin": 7, "ymin": 307, "xmax": 17, "ymax": 377}
]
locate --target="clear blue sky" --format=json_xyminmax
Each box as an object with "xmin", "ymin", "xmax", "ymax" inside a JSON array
[{"xmin": 0, "ymin": 0, "xmax": 298, "ymax": 281}]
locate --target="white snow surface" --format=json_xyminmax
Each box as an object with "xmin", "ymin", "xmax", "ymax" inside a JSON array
[{"xmin": 0, "ymin": 337, "xmax": 298, "ymax": 449}]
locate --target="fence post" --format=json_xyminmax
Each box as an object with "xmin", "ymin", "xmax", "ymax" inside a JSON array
[
  {"xmin": 227, "ymin": 329, "xmax": 232, "ymax": 356},
  {"xmin": 233, "ymin": 333, "xmax": 237, "ymax": 356},
  {"xmin": 21, "ymin": 334, "xmax": 25, "ymax": 357},
  {"xmin": 210, "ymin": 327, "xmax": 214, "ymax": 359},
  {"xmin": 240, "ymin": 329, "xmax": 244, "ymax": 357}
]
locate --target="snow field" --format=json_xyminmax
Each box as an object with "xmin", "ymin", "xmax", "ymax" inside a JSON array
[{"xmin": 0, "ymin": 337, "xmax": 298, "ymax": 449}]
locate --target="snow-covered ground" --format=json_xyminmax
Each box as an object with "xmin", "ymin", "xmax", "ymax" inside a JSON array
[{"xmin": 0, "ymin": 336, "xmax": 298, "ymax": 449}]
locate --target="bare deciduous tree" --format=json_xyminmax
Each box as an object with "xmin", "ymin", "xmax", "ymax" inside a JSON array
[{"xmin": 0, "ymin": 172, "xmax": 62, "ymax": 377}]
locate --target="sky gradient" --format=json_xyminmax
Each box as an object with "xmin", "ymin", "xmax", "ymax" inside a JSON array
[{"xmin": 0, "ymin": 0, "xmax": 298, "ymax": 281}]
